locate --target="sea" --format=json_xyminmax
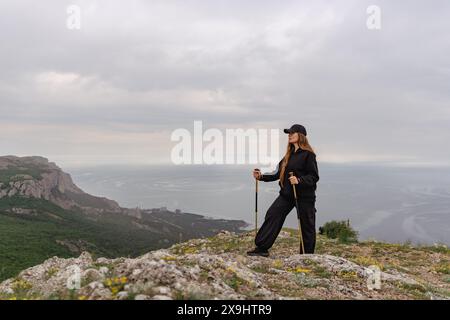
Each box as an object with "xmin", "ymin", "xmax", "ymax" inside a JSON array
[{"xmin": 67, "ymin": 163, "xmax": 450, "ymax": 245}]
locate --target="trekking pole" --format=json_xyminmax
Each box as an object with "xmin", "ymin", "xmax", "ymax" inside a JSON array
[
  {"xmin": 289, "ymin": 172, "xmax": 305, "ymax": 254},
  {"xmin": 254, "ymin": 169, "xmax": 260, "ymax": 237}
]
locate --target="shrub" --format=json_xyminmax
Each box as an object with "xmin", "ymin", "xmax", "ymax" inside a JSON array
[{"xmin": 319, "ymin": 220, "xmax": 358, "ymax": 244}]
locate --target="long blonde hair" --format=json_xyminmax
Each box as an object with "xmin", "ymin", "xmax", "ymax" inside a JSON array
[{"xmin": 279, "ymin": 133, "xmax": 315, "ymax": 187}]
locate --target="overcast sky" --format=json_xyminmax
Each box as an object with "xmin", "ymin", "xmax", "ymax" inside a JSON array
[{"xmin": 1, "ymin": 0, "xmax": 449, "ymax": 167}]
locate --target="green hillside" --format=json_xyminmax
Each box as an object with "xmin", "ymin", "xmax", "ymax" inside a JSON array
[{"xmin": 0, "ymin": 196, "xmax": 245, "ymax": 281}]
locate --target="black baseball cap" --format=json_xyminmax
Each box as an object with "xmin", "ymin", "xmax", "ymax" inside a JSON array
[{"xmin": 283, "ymin": 124, "xmax": 307, "ymax": 136}]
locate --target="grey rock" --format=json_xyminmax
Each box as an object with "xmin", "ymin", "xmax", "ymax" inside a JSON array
[{"xmin": 116, "ymin": 291, "xmax": 129, "ymax": 300}]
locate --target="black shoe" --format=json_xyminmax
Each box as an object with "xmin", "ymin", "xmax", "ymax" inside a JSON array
[{"xmin": 246, "ymin": 247, "xmax": 269, "ymax": 257}]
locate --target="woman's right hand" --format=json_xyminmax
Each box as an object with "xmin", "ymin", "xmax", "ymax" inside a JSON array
[{"xmin": 253, "ymin": 169, "xmax": 261, "ymax": 180}]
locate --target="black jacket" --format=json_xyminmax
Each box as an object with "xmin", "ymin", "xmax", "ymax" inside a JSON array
[{"xmin": 260, "ymin": 147, "xmax": 319, "ymax": 201}]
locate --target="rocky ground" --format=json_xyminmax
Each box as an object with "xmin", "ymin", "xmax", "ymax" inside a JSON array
[{"xmin": 0, "ymin": 229, "xmax": 448, "ymax": 300}]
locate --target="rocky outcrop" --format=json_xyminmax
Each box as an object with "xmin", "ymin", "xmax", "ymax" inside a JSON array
[
  {"xmin": 0, "ymin": 156, "xmax": 121, "ymax": 213},
  {"xmin": 0, "ymin": 155, "xmax": 52, "ymax": 170},
  {"xmin": 1, "ymin": 230, "xmax": 448, "ymax": 300}
]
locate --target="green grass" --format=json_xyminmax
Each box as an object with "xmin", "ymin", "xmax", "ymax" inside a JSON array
[
  {"xmin": 433, "ymin": 262, "xmax": 450, "ymax": 274},
  {"xmin": 224, "ymin": 273, "xmax": 246, "ymax": 291},
  {"xmin": 0, "ymin": 165, "xmax": 47, "ymax": 184},
  {"xmin": 312, "ymin": 266, "xmax": 333, "ymax": 278}
]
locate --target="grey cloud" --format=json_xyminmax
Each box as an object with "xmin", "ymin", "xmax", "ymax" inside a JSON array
[{"xmin": 0, "ymin": 0, "xmax": 449, "ymax": 165}]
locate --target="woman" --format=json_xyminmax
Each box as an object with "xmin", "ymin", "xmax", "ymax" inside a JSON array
[{"xmin": 247, "ymin": 124, "xmax": 319, "ymax": 257}]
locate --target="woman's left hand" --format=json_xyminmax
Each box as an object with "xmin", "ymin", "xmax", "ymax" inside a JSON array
[{"xmin": 289, "ymin": 175, "xmax": 299, "ymax": 185}]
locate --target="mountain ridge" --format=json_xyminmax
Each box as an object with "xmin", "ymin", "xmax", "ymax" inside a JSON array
[{"xmin": 0, "ymin": 155, "xmax": 124, "ymax": 214}]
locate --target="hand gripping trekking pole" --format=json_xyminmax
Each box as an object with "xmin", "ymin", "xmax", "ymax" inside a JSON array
[{"xmin": 289, "ymin": 172, "xmax": 305, "ymax": 254}]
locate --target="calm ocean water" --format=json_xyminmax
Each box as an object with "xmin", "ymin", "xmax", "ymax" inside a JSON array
[{"xmin": 67, "ymin": 164, "xmax": 450, "ymax": 245}]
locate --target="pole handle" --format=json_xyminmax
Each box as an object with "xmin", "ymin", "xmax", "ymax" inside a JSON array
[
  {"xmin": 254, "ymin": 168, "xmax": 260, "ymax": 192},
  {"xmin": 289, "ymin": 171, "xmax": 298, "ymax": 199}
]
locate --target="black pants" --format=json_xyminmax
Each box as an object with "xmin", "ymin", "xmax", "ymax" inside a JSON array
[{"xmin": 255, "ymin": 195, "xmax": 316, "ymax": 253}]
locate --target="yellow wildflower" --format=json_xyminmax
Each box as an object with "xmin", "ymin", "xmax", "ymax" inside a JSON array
[{"xmin": 272, "ymin": 260, "xmax": 283, "ymax": 269}]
